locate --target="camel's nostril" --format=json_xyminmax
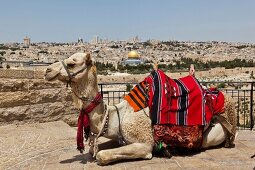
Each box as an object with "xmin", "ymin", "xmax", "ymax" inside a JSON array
[{"xmin": 46, "ymin": 68, "xmax": 52, "ymax": 73}]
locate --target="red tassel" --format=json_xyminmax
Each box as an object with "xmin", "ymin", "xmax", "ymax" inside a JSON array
[
  {"xmin": 77, "ymin": 110, "xmax": 85, "ymax": 152},
  {"xmin": 76, "ymin": 93, "xmax": 102, "ymax": 153}
]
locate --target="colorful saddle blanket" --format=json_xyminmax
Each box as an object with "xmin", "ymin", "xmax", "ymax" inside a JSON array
[
  {"xmin": 124, "ymin": 69, "xmax": 225, "ymax": 126},
  {"xmin": 153, "ymin": 124, "xmax": 203, "ymax": 150}
]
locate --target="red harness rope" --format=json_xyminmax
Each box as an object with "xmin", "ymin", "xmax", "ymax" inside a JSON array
[{"xmin": 76, "ymin": 92, "xmax": 102, "ymax": 153}]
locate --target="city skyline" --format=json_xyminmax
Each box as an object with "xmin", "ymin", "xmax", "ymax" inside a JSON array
[{"xmin": 1, "ymin": 0, "xmax": 255, "ymax": 43}]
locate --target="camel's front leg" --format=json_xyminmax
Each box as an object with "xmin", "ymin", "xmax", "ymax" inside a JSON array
[{"xmin": 96, "ymin": 143, "xmax": 153, "ymax": 165}]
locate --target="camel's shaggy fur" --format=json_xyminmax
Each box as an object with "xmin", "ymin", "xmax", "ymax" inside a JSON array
[
  {"xmin": 221, "ymin": 93, "xmax": 237, "ymax": 147},
  {"xmin": 45, "ymin": 52, "xmax": 237, "ymax": 165}
]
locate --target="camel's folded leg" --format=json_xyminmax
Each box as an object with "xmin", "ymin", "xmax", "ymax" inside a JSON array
[
  {"xmin": 202, "ymin": 122, "xmax": 227, "ymax": 148},
  {"xmin": 89, "ymin": 138, "xmax": 120, "ymax": 155},
  {"xmin": 96, "ymin": 143, "xmax": 153, "ymax": 165}
]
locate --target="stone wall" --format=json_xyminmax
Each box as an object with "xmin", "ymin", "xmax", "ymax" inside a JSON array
[
  {"xmin": 0, "ymin": 78, "xmax": 78, "ymax": 126},
  {"xmin": 0, "ymin": 69, "xmax": 44, "ymax": 79}
]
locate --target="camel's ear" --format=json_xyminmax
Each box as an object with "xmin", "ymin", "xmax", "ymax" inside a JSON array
[
  {"xmin": 91, "ymin": 65, "xmax": 97, "ymax": 74},
  {"xmin": 189, "ymin": 64, "xmax": 195, "ymax": 76},
  {"xmin": 84, "ymin": 53, "xmax": 92, "ymax": 66}
]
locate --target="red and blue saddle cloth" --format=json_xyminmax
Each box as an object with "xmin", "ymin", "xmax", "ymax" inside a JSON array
[{"xmin": 124, "ymin": 69, "xmax": 225, "ymax": 126}]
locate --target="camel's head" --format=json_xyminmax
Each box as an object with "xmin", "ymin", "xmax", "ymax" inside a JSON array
[{"xmin": 44, "ymin": 52, "xmax": 96, "ymax": 84}]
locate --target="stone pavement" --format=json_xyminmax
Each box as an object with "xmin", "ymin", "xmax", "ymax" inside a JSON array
[{"xmin": 0, "ymin": 121, "xmax": 254, "ymax": 170}]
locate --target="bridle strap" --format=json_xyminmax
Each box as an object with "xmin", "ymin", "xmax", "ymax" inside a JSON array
[
  {"xmin": 114, "ymin": 105, "xmax": 126, "ymax": 146},
  {"xmin": 71, "ymin": 65, "xmax": 87, "ymax": 77},
  {"xmin": 92, "ymin": 103, "xmax": 109, "ymax": 157},
  {"xmin": 61, "ymin": 60, "xmax": 97, "ymax": 102},
  {"xmin": 61, "ymin": 61, "xmax": 73, "ymax": 82},
  {"xmin": 61, "ymin": 60, "xmax": 88, "ymax": 82}
]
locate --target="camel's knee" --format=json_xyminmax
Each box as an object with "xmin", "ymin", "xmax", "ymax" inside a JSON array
[{"xmin": 96, "ymin": 150, "xmax": 110, "ymax": 165}]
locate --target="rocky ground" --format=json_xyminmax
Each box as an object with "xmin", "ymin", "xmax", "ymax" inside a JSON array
[{"xmin": 0, "ymin": 121, "xmax": 254, "ymax": 170}]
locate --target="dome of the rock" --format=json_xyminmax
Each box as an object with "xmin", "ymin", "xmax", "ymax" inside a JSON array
[{"xmin": 128, "ymin": 51, "xmax": 139, "ymax": 58}]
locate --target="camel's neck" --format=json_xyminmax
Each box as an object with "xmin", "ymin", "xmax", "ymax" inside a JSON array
[
  {"xmin": 71, "ymin": 72, "xmax": 105, "ymax": 134},
  {"xmin": 71, "ymin": 72, "xmax": 99, "ymax": 109}
]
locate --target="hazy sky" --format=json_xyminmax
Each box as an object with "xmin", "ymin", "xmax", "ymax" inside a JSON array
[{"xmin": 1, "ymin": 0, "xmax": 255, "ymax": 43}]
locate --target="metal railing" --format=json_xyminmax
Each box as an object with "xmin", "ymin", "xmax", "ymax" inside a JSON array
[{"xmin": 99, "ymin": 81, "xmax": 255, "ymax": 130}]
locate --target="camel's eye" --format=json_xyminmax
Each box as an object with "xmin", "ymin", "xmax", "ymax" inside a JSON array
[{"xmin": 67, "ymin": 63, "xmax": 75, "ymax": 68}]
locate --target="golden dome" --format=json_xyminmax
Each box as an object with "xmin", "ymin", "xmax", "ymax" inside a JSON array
[{"xmin": 128, "ymin": 51, "xmax": 139, "ymax": 58}]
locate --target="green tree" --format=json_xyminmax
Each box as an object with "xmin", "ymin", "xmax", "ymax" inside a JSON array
[
  {"xmin": 0, "ymin": 51, "xmax": 6, "ymax": 56},
  {"xmin": 0, "ymin": 56, "xmax": 3, "ymax": 68},
  {"xmin": 126, "ymin": 84, "xmax": 133, "ymax": 91},
  {"xmin": 218, "ymin": 82, "xmax": 226, "ymax": 88},
  {"xmin": 250, "ymin": 71, "xmax": 255, "ymax": 79},
  {"xmin": 143, "ymin": 40, "xmax": 153, "ymax": 47}
]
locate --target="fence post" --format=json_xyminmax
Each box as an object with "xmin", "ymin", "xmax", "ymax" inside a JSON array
[
  {"xmin": 250, "ymin": 82, "xmax": 254, "ymax": 130},
  {"xmin": 100, "ymin": 84, "xmax": 103, "ymax": 98}
]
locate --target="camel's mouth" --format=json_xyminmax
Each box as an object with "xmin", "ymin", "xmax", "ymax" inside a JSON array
[{"xmin": 44, "ymin": 72, "xmax": 59, "ymax": 81}]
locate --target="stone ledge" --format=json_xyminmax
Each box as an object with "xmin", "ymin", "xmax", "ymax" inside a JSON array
[{"xmin": 0, "ymin": 102, "xmax": 78, "ymax": 126}]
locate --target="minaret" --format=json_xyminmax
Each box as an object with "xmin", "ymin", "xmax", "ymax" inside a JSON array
[{"xmin": 23, "ymin": 36, "xmax": 31, "ymax": 47}]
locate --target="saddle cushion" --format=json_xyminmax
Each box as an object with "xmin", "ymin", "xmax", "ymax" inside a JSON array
[{"xmin": 153, "ymin": 124, "xmax": 203, "ymax": 150}]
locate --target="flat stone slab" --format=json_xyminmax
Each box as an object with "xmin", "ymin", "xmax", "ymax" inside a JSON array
[
  {"xmin": 0, "ymin": 122, "xmax": 254, "ymax": 170},
  {"xmin": 0, "ymin": 121, "xmax": 76, "ymax": 169}
]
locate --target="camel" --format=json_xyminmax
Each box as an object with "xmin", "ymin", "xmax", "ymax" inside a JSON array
[{"xmin": 44, "ymin": 52, "xmax": 237, "ymax": 165}]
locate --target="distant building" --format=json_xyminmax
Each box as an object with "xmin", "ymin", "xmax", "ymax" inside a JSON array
[
  {"xmin": 23, "ymin": 36, "xmax": 31, "ymax": 47},
  {"xmin": 78, "ymin": 37, "xmax": 83, "ymax": 43},
  {"xmin": 91, "ymin": 35, "xmax": 100, "ymax": 44},
  {"xmin": 123, "ymin": 50, "xmax": 143, "ymax": 66},
  {"xmin": 132, "ymin": 36, "xmax": 140, "ymax": 43}
]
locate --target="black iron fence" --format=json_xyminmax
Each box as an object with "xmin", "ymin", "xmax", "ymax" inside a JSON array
[{"xmin": 99, "ymin": 81, "xmax": 255, "ymax": 130}]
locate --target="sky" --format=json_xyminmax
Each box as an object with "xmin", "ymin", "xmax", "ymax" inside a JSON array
[{"xmin": 0, "ymin": 0, "xmax": 255, "ymax": 43}]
